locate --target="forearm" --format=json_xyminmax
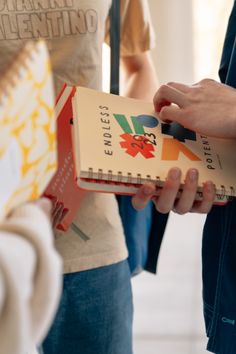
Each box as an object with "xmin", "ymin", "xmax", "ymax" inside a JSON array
[{"xmin": 121, "ymin": 51, "xmax": 158, "ymax": 101}]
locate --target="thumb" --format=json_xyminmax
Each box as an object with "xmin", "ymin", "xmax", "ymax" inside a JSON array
[{"xmin": 34, "ymin": 198, "xmax": 52, "ymax": 217}]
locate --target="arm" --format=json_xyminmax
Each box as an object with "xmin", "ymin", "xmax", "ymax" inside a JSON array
[{"xmin": 120, "ymin": 51, "xmax": 158, "ymax": 100}]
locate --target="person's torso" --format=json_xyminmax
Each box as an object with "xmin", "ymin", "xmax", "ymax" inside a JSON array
[
  {"xmin": 0, "ymin": 0, "xmax": 112, "ymax": 93},
  {"xmin": 0, "ymin": 0, "xmax": 154, "ymax": 273}
]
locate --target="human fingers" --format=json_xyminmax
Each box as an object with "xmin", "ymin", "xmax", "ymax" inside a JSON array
[
  {"xmin": 132, "ymin": 183, "xmax": 156, "ymax": 210},
  {"xmin": 173, "ymin": 169, "xmax": 199, "ymax": 214},
  {"xmin": 51, "ymin": 199, "xmax": 61, "ymax": 219},
  {"xmin": 166, "ymin": 82, "xmax": 191, "ymax": 93},
  {"xmin": 190, "ymin": 181, "xmax": 215, "ymax": 214},
  {"xmin": 192, "ymin": 78, "xmax": 216, "ymax": 87},
  {"xmin": 52, "ymin": 202, "xmax": 65, "ymax": 228},
  {"xmin": 152, "ymin": 168, "xmax": 182, "ymax": 214},
  {"xmin": 156, "ymin": 100, "xmax": 171, "ymax": 115},
  {"xmin": 158, "ymin": 104, "xmax": 183, "ymax": 124},
  {"xmin": 153, "ymin": 84, "xmax": 188, "ymax": 112},
  {"xmin": 46, "ymin": 195, "xmax": 58, "ymax": 210},
  {"xmin": 54, "ymin": 207, "xmax": 69, "ymax": 229},
  {"xmin": 34, "ymin": 197, "xmax": 52, "ymax": 217}
]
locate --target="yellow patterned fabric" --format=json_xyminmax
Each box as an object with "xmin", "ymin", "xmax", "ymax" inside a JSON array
[{"xmin": 0, "ymin": 40, "xmax": 56, "ymax": 221}]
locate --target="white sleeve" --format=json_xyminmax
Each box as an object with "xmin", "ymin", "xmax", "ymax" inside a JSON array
[{"xmin": 0, "ymin": 202, "xmax": 62, "ymax": 354}]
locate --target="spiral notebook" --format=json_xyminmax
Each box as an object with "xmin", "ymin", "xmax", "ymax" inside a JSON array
[
  {"xmin": 72, "ymin": 86, "xmax": 236, "ymax": 203},
  {"xmin": 0, "ymin": 40, "xmax": 57, "ymax": 221}
]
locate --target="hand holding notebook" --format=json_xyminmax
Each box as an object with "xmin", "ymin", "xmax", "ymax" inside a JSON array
[
  {"xmin": 45, "ymin": 84, "xmax": 236, "ymax": 231},
  {"xmin": 71, "ymin": 86, "xmax": 236, "ymax": 204}
]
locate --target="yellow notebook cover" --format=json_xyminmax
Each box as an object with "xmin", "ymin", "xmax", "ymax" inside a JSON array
[
  {"xmin": 0, "ymin": 40, "xmax": 57, "ymax": 221},
  {"xmin": 72, "ymin": 86, "xmax": 236, "ymax": 203}
]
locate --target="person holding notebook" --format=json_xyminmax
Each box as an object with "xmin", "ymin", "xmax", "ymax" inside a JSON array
[
  {"xmin": 0, "ymin": 1, "xmax": 164, "ymax": 354},
  {"xmin": 133, "ymin": 3, "xmax": 236, "ymax": 352}
]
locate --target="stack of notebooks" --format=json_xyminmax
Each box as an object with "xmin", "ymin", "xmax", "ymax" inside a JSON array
[{"xmin": 46, "ymin": 85, "xmax": 236, "ymax": 230}]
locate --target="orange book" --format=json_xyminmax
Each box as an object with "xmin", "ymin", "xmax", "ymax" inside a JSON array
[
  {"xmin": 71, "ymin": 86, "xmax": 236, "ymax": 204},
  {"xmin": 44, "ymin": 85, "xmax": 85, "ymax": 231}
]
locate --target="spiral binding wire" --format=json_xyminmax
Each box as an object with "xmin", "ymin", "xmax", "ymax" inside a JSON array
[
  {"xmin": 117, "ymin": 171, "xmax": 122, "ymax": 182},
  {"xmin": 98, "ymin": 168, "xmax": 103, "ymax": 180},
  {"xmin": 216, "ymin": 185, "xmax": 226, "ymax": 200},
  {"xmin": 155, "ymin": 176, "xmax": 161, "ymax": 189},
  {"xmin": 88, "ymin": 167, "xmax": 93, "ymax": 179},
  {"xmin": 228, "ymin": 186, "xmax": 235, "ymax": 201},
  {"xmin": 127, "ymin": 172, "xmax": 132, "ymax": 184},
  {"xmin": 230, "ymin": 186, "xmax": 235, "ymax": 197},
  {"xmin": 108, "ymin": 170, "xmax": 113, "ymax": 181},
  {"xmin": 86, "ymin": 168, "xmax": 236, "ymax": 200},
  {"xmin": 87, "ymin": 167, "xmax": 163, "ymax": 185},
  {"xmin": 0, "ymin": 41, "xmax": 40, "ymax": 106}
]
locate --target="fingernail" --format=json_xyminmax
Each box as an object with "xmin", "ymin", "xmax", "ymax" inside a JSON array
[
  {"xmin": 62, "ymin": 208, "xmax": 69, "ymax": 217},
  {"xmin": 168, "ymin": 168, "xmax": 181, "ymax": 181},
  {"xmin": 188, "ymin": 169, "xmax": 198, "ymax": 182}
]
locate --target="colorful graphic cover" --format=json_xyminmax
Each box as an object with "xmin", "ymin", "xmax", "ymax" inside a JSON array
[
  {"xmin": 72, "ymin": 86, "xmax": 236, "ymax": 203},
  {"xmin": 0, "ymin": 40, "xmax": 57, "ymax": 221},
  {"xmin": 44, "ymin": 85, "xmax": 86, "ymax": 231}
]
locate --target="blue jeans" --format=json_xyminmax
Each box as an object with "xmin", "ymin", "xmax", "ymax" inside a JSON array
[{"xmin": 42, "ymin": 260, "xmax": 133, "ymax": 354}]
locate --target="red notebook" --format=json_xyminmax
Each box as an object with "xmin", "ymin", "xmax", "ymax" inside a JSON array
[{"xmin": 44, "ymin": 85, "xmax": 86, "ymax": 231}]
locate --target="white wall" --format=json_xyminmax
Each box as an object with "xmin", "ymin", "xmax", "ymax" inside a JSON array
[{"xmin": 148, "ymin": 0, "xmax": 194, "ymax": 85}]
